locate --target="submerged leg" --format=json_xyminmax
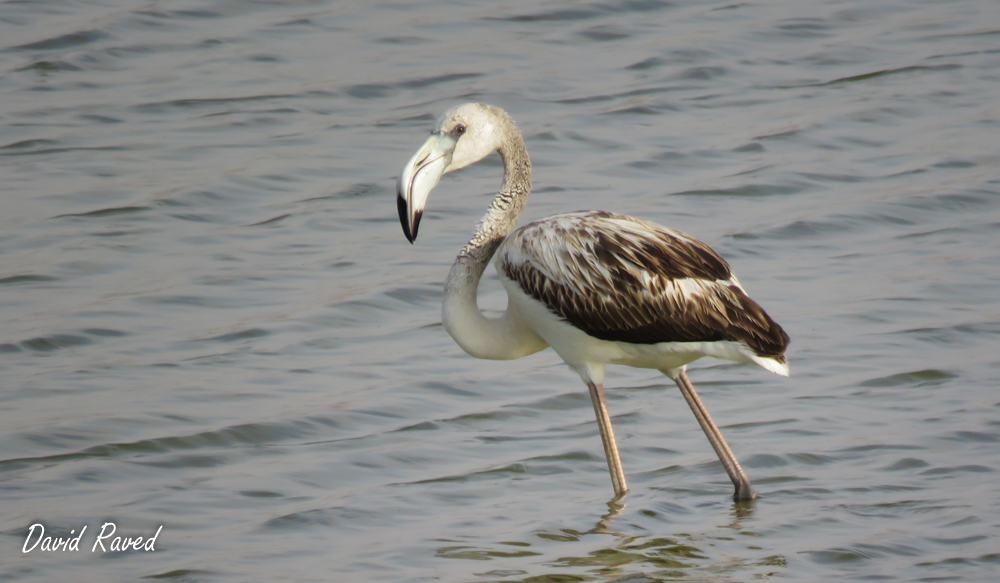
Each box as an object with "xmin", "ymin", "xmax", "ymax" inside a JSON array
[
  {"xmin": 586, "ymin": 381, "xmax": 628, "ymax": 498},
  {"xmin": 673, "ymin": 369, "xmax": 756, "ymax": 501}
]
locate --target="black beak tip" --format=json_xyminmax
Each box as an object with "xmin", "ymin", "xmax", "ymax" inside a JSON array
[
  {"xmin": 397, "ymin": 193, "xmax": 419, "ymax": 244},
  {"xmin": 411, "ymin": 210, "xmax": 422, "ymax": 243},
  {"xmin": 397, "ymin": 194, "xmax": 413, "ymax": 243}
]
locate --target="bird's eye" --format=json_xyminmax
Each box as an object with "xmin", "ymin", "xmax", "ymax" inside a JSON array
[{"xmin": 454, "ymin": 124, "xmax": 467, "ymax": 136}]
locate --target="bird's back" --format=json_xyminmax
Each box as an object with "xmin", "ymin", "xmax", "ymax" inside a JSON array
[{"xmin": 497, "ymin": 210, "xmax": 789, "ymax": 363}]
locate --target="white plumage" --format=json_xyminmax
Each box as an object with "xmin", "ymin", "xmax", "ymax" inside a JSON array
[{"xmin": 397, "ymin": 103, "xmax": 789, "ymax": 500}]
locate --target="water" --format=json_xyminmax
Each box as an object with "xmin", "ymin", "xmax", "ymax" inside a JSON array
[{"xmin": 2, "ymin": 0, "xmax": 999, "ymax": 581}]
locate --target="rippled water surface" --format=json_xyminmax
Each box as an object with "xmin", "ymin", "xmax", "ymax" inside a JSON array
[{"xmin": 2, "ymin": 0, "xmax": 1000, "ymax": 581}]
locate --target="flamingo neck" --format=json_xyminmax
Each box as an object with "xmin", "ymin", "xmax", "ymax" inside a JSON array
[{"xmin": 442, "ymin": 130, "xmax": 543, "ymax": 360}]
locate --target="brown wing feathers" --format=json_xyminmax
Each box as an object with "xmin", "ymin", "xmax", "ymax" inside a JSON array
[{"xmin": 501, "ymin": 212, "xmax": 789, "ymax": 360}]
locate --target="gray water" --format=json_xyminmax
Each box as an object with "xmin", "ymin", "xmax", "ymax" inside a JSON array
[{"xmin": 2, "ymin": 0, "xmax": 999, "ymax": 581}]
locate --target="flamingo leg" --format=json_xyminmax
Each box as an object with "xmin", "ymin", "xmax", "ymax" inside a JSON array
[
  {"xmin": 673, "ymin": 369, "xmax": 756, "ymax": 501},
  {"xmin": 587, "ymin": 381, "xmax": 628, "ymax": 498}
]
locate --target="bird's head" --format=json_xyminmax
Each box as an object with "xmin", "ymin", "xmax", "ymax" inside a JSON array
[{"xmin": 396, "ymin": 103, "xmax": 508, "ymax": 243}]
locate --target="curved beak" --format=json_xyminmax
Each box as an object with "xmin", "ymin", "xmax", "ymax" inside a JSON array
[{"xmin": 397, "ymin": 132, "xmax": 456, "ymax": 243}]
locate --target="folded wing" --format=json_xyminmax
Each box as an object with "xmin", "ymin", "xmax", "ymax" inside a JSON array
[{"xmin": 499, "ymin": 211, "xmax": 789, "ymax": 361}]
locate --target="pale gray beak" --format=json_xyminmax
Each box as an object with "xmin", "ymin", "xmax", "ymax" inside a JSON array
[{"xmin": 397, "ymin": 132, "xmax": 456, "ymax": 243}]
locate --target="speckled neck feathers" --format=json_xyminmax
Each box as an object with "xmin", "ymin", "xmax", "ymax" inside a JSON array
[{"xmin": 448, "ymin": 109, "xmax": 531, "ymax": 289}]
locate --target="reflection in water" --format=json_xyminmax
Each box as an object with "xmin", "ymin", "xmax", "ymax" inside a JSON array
[
  {"xmin": 592, "ymin": 497, "xmax": 628, "ymax": 536},
  {"xmin": 436, "ymin": 498, "xmax": 784, "ymax": 581},
  {"xmin": 728, "ymin": 498, "xmax": 757, "ymax": 524}
]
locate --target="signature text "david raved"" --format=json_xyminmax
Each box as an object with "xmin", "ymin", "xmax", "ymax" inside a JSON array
[{"xmin": 22, "ymin": 523, "xmax": 163, "ymax": 553}]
